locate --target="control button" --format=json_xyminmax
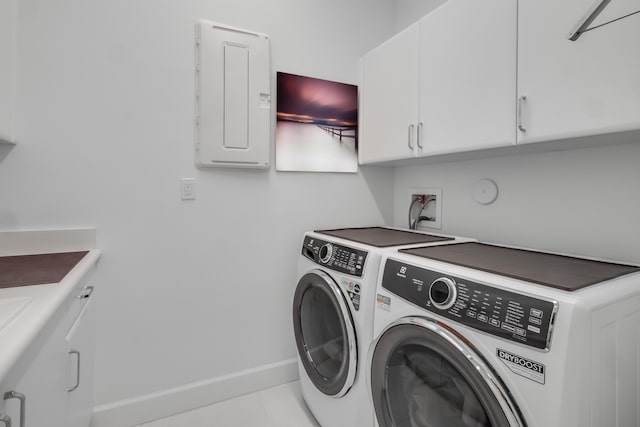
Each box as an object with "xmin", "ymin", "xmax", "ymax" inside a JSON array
[
  {"xmin": 501, "ymin": 323, "xmax": 516, "ymax": 333},
  {"xmin": 529, "ymin": 316, "xmax": 542, "ymax": 325},
  {"xmin": 354, "ymin": 283, "xmax": 361, "ymax": 293},
  {"xmin": 319, "ymin": 244, "xmax": 333, "ymax": 263},
  {"xmin": 429, "ymin": 277, "xmax": 457, "ymax": 310},
  {"xmin": 530, "ymin": 308, "xmax": 543, "ymax": 318},
  {"xmin": 478, "ymin": 314, "xmax": 488, "ymax": 323},
  {"xmin": 527, "ymin": 325, "xmax": 540, "ymax": 334},
  {"xmin": 466, "ymin": 311, "xmax": 477, "ymax": 318},
  {"xmin": 489, "ymin": 318, "xmax": 500, "ymax": 327},
  {"xmin": 515, "ymin": 327, "xmax": 527, "ymax": 337}
]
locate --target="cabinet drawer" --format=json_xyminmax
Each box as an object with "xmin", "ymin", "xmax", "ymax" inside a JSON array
[{"xmin": 60, "ymin": 267, "xmax": 96, "ymax": 334}]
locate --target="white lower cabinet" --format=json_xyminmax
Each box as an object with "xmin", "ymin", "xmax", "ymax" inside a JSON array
[
  {"xmin": 0, "ymin": 274, "xmax": 96, "ymax": 427},
  {"xmin": 1, "ymin": 316, "xmax": 69, "ymax": 427},
  {"xmin": 66, "ymin": 295, "xmax": 96, "ymax": 427}
]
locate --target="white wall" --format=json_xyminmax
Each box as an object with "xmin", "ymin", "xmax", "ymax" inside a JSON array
[
  {"xmin": 393, "ymin": 141, "xmax": 640, "ymax": 264},
  {"xmin": 393, "ymin": 0, "xmax": 446, "ymax": 30},
  {"xmin": 0, "ymin": 0, "xmax": 396, "ymax": 421}
]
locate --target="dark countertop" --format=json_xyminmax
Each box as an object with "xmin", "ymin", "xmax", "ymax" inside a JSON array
[{"xmin": 0, "ymin": 251, "xmax": 89, "ymax": 289}]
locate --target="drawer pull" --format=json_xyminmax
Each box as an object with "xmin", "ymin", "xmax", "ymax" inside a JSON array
[
  {"xmin": 77, "ymin": 285, "xmax": 94, "ymax": 299},
  {"xmin": 0, "ymin": 414, "xmax": 11, "ymax": 427},
  {"xmin": 3, "ymin": 391, "xmax": 25, "ymax": 427},
  {"xmin": 68, "ymin": 349, "xmax": 81, "ymax": 392}
]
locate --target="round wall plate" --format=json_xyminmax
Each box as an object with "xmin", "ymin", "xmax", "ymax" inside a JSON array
[{"xmin": 473, "ymin": 179, "xmax": 498, "ymax": 205}]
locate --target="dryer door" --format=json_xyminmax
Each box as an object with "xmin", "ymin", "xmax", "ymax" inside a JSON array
[
  {"xmin": 293, "ymin": 269, "xmax": 357, "ymax": 397},
  {"xmin": 370, "ymin": 317, "xmax": 524, "ymax": 427}
]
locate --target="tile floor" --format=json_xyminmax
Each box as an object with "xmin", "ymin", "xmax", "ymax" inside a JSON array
[{"xmin": 135, "ymin": 381, "xmax": 320, "ymax": 427}]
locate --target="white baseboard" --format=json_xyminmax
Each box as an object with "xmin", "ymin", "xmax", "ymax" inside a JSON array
[{"xmin": 91, "ymin": 358, "xmax": 299, "ymax": 427}]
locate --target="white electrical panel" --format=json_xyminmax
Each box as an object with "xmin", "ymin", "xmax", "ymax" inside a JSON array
[{"xmin": 195, "ymin": 21, "xmax": 271, "ymax": 168}]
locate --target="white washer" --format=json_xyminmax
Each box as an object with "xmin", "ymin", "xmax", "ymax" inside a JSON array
[
  {"xmin": 370, "ymin": 242, "xmax": 640, "ymax": 427},
  {"xmin": 292, "ymin": 227, "xmax": 474, "ymax": 427}
]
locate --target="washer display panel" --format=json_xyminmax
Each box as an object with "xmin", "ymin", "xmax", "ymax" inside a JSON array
[
  {"xmin": 371, "ymin": 319, "xmax": 523, "ymax": 427},
  {"xmin": 382, "ymin": 259, "xmax": 557, "ymax": 350},
  {"xmin": 293, "ymin": 270, "xmax": 357, "ymax": 397}
]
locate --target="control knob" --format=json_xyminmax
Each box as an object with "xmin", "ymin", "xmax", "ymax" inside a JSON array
[
  {"xmin": 429, "ymin": 277, "xmax": 457, "ymax": 310},
  {"xmin": 319, "ymin": 244, "xmax": 333, "ymax": 263}
]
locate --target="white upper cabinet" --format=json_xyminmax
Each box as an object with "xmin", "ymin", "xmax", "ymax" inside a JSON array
[
  {"xmin": 0, "ymin": 0, "xmax": 16, "ymax": 144},
  {"xmin": 517, "ymin": 0, "xmax": 640, "ymax": 144},
  {"xmin": 359, "ymin": 23, "xmax": 420, "ymax": 164},
  {"xmin": 359, "ymin": 0, "xmax": 516, "ymax": 164},
  {"xmin": 417, "ymin": 0, "xmax": 516, "ymax": 156},
  {"xmin": 360, "ymin": 0, "xmax": 640, "ymax": 164}
]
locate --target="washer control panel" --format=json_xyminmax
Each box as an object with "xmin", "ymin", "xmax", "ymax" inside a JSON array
[
  {"xmin": 302, "ymin": 236, "xmax": 368, "ymax": 278},
  {"xmin": 382, "ymin": 258, "xmax": 557, "ymax": 350}
]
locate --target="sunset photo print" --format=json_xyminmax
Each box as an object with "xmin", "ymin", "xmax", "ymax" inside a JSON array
[{"xmin": 276, "ymin": 72, "xmax": 358, "ymax": 172}]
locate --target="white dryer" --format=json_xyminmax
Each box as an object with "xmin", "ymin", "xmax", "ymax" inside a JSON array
[
  {"xmin": 370, "ymin": 242, "xmax": 640, "ymax": 427},
  {"xmin": 292, "ymin": 227, "xmax": 474, "ymax": 427}
]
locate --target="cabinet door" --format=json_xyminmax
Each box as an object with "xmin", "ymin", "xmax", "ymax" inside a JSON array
[
  {"xmin": 1, "ymin": 318, "xmax": 69, "ymax": 427},
  {"xmin": 66, "ymin": 295, "xmax": 96, "ymax": 427},
  {"xmin": 418, "ymin": 0, "xmax": 517, "ymax": 156},
  {"xmin": 518, "ymin": 0, "xmax": 640, "ymax": 144},
  {"xmin": 0, "ymin": 0, "xmax": 17, "ymax": 144},
  {"xmin": 359, "ymin": 22, "xmax": 420, "ymax": 164}
]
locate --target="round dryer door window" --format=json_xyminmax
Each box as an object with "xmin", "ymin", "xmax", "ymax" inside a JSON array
[
  {"xmin": 370, "ymin": 317, "xmax": 524, "ymax": 427},
  {"xmin": 293, "ymin": 269, "xmax": 357, "ymax": 397}
]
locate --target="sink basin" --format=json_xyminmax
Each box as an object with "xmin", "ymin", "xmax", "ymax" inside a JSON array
[{"xmin": 0, "ymin": 297, "xmax": 33, "ymax": 332}]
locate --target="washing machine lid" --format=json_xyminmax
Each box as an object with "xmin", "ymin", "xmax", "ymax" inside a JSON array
[
  {"xmin": 292, "ymin": 269, "xmax": 357, "ymax": 397},
  {"xmin": 315, "ymin": 227, "xmax": 454, "ymax": 247},
  {"xmin": 370, "ymin": 317, "xmax": 524, "ymax": 427},
  {"xmin": 400, "ymin": 242, "xmax": 640, "ymax": 291}
]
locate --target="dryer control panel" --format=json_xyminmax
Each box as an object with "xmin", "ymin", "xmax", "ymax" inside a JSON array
[
  {"xmin": 302, "ymin": 236, "xmax": 368, "ymax": 278},
  {"xmin": 382, "ymin": 258, "xmax": 558, "ymax": 350}
]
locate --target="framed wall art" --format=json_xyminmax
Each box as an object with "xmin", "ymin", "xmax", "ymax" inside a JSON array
[{"xmin": 276, "ymin": 72, "xmax": 358, "ymax": 173}]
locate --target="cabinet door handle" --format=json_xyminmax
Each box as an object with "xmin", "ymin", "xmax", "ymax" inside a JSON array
[
  {"xmin": 68, "ymin": 349, "xmax": 81, "ymax": 392},
  {"xmin": 408, "ymin": 124, "xmax": 415, "ymax": 149},
  {"xmin": 517, "ymin": 95, "xmax": 527, "ymax": 133},
  {"xmin": 417, "ymin": 122, "xmax": 424, "ymax": 149},
  {"xmin": 3, "ymin": 391, "xmax": 24, "ymax": 427},
  {"xmin": 78, "ymin": 285, "xmax": 94, "ymax": 299},
  {"xmin": 0, "ymin": 414, "xmax": 11, "ymax": 427}
]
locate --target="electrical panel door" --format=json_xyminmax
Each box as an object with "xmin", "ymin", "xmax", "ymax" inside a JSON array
[{"xmin": 195, "ymin": 21, "xmax": 271, "ymax": 168}]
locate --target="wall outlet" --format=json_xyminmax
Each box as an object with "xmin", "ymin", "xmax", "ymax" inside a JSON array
[
  {"xmin": 407, "ymin": 188, "xmax": 442, "ymax": 230},
  {"xmin": 181, "ymin": 178, "xmax": 196, "ymax": 200}
]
